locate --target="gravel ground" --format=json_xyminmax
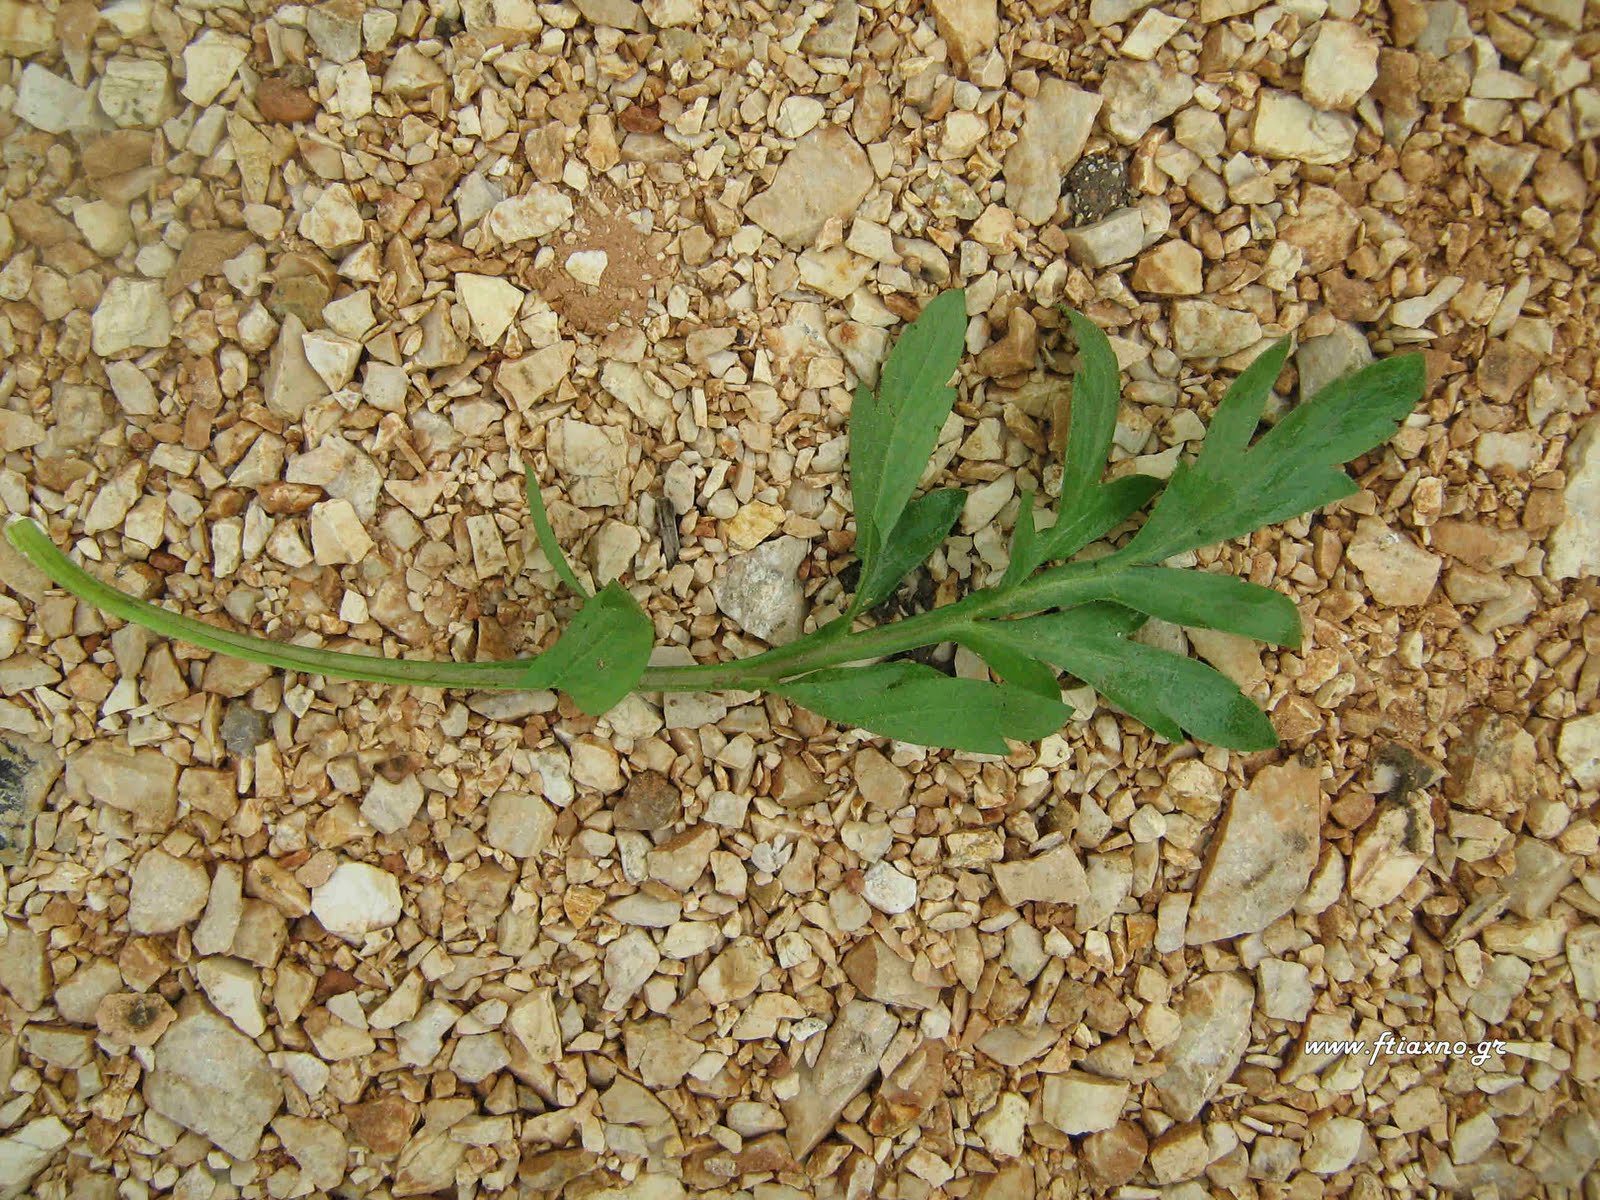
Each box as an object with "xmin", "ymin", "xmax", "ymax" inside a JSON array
[{"xmin": 1, "ymin": 0, "xmax": 1598, "ymax": 1196}]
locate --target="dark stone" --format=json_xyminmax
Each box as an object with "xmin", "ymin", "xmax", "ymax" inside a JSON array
[
  {"xmin": 0, "ymin": 733, "xmax": 60, "ymax": 867},
  {"xmin": 221, "ymin": 702, "xmax": 271, "ymax": 758},
  {"xmin": 614, "ymin": 771, "xmax": 683, "ymax": 832},
  {"xmin": 1066, "ymin": 153, "xmax": 1129, "ymax": 226}
]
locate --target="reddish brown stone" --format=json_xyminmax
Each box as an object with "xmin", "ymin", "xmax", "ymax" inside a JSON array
[
  {"xmin": 344, "ymin": 1095, "xmax": 416, "ymax": 1156},
  {"xmin": 257, "ymin": 75, "xmax": 319, "ymax": 123}
]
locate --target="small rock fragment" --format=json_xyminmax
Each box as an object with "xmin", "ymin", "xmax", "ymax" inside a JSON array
[
  {"xmin": 1187, "ymin": 758, "xmax": 1320, "ymax": 944},
  {"xmin": 128, "ymin": 851, "xmax": 211, "ymax": 934},
  {"xmin": 299, "ymin": 183, "xmax": 365, "ymax": 251},
  {"xmin": 861, "ymin": 861, "xmax": 918, "ymax": 914},
  {"xmin": 1346, "ymin": 516, "xmax": 1441, "ymax": 606},
  {"xmin": 928, "ymin": 0, "xmax": 998, "ymax": 73},
  {"xmin": 1548, "ymin": 418, "xmax": 1600, "ymax": 580},
  {"xmin": 311, "ymin": 862, "xmax": 403, "ymax": 940},
  {"xmin": 782, "ymin": 1000, "xmax": 898, "ymax": 1157},
  {"xmin": 992, "ymin": 844, "xmax": 1089, "ymax": 906},
  {"xmin": 485, "ymin": 790, "xmax": 556, "ymax": 857},
  {"xmin": 145, "ymin": 1007, "xmax": 284, "ymax": 1159},
  {"xmin": 745, "ymin": 127, "xmax": 875, "ymax": 248},
  {"xmin": 1251, "ymin": 90, "xmax": 1358, "ymax": 164},
  {"xmin": 1041, "ymin": 1071, "xmax": 1130, "ymax": 1134},
  {"xmin": 456, "ymin": 272, "xmax": 524, "ymax": 343},
  {"xmin": 1003, "ymin": 79, "xmax": 1101, "ymax": 224},
  {"xmin": 362, "ymin": 774, "xmax": 424, "ymax": 835},
  {"xmin": 842, "ymin": 936, "xmax": 942, "ymax": 1009},
  {"xmin": 714, "ymin": 536, "xmax": 810, "ymax": 645},
  {"xmin": 1131, "ymin": 240, "xmax": 1203, "ymax": 294},
  {"xmin": 92, "ymin": 278, "xmax": 173, "ymax": 356},
  {"xmin": 1153, "ymin": 972, "xmax": 1254, "ymax": 1120},
  {"xmin": 1170, "ymin": 300, "xmax": 1261, "ymax": 358}
]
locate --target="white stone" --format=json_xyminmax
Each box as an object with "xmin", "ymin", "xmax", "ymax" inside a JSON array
[
  {"xmin": 714, "ymin": 536, "xmax": 810, "ymax": 645},
  {"xmin": 777, "ymin": 96, "xmax": 827, "ymax": 138},
  {"xmin": 1065, "ymin": 207, "xmax": 1146, "ymax": 267},
  {"xmin": 745, "ymin": 127, "xmax": 875, "ymax": 247},
  {"xmin": 300, "ymin": 184, "xmax": 365, "ymax": 251},
  {"xmin": 128, "ymin": 850, "xmax": 210, "ymax": 934},
  {"xmin": 323, "ymin": 290, "xmax": 376, "ymax": 339},
  {"xmin": 497, "ymin": 342, "xmax": 574, "ymax": 409},
  {"xmin": 1557, "ymin": 714, "xmax": 1600, "ymax": 789},
  {"xmin": 993, "ymin": 844, "xmax": 1089, "ymax": 906},
  {"xmin": 0, "ymin": 1118, "xmax": 72, "ymax": 1199},
  {"xmin": 1170, "ymin": 300, "xmax": 1261, "ymax": 358},
  {"xmin": 145, "ymin": 1009, "xmax": 283, "ymax": 1159},
  {"xmin": 1002, "ymin": 79, "xmax": 1101, "ymax": 224},
  {"xmin": 310, "ymin": 499, "xmax": 375, "ymax": 565},
  {"xmin": 182, "ymin": 30, "xmax": 250, "ymax": 105},
  {"xmin": 0, "ymin": 1, "xmax": 54, "ymax": 55},
  {"xmin": 312, "ymin": 862, "xmax": 402, "ymax": 939},
  {"xmin": 603, "ymin": 930, "xmax": 660, "ymax": 1011},
  {"xmin": 1042, "ymin": 1071, "xmax": 1129, "ymax": 1134},
  {"xmin": 197, "ymin": 957, "xmax": 267, "ymax": 1038},
  {"xmin": 92, "ymin": 279, "xmax": 173, "ymax": 357},
  {"xmin": 99, "ymin": 57, "xmax": 171, "ymax": 127},
  {"xmin": 1303, "ymin": 1116, "xmax": 1364, "ymax": 1174},
  {"xmin": 861, "ymin": 861, "xmax": 918, "ymax": 914},
  {"xmin": 1548, "ymin": 418, "xmax": 1600, "ymax": 579},
  {"xmin": 1251, "ymin": 89, "xmax": 1358, "ymax": 164},
  {"xmin": 488, "ymin": 185, "xmax": 573, "ymax": 243},
  {"xmin": 1102, "ymin": 60, "xmax": 1195, "ymax": 143},
  {"xmin": 301, "ymin": 330, "xmax": 362, "ymax": 392},
  {"xmin": 15, "ymin": 65, "xmax": 92, "ymax": 134},
  {"xmin": 362, "ymin": 773, "xmax": 424, "ymax": 835},
  {"xmin": 485, "ymin": 791, "xmax": 556, "ymax": 858},
  {"xmin": 1346, "ymin": 516, "xmax": 1441, "ymax": 606},
  {"xmin": 74, "ymin": 200, "xmax": 135, "ymax": 257},
  {"xmin": 456, "ymin": 272, "xmax": 524, "ymax": 343},
  {"xmin": 1303, "ymin": 20, "xmax": 1380, "ymax": 110},
  {"xmin": 564, "ymin": 250, "xmax": 609, "ymax": 286},
  {"xmin": 1121, "ymin": 7, "xmax": 1186, "ymax": 58}
]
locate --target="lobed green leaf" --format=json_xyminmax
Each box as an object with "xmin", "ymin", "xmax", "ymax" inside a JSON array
[
  {"xmin": 1123, "ymin": 349, "xmax": 1426, "ymax": 564},
  {"xmin": 952, "ymin": 625, "xmax": 1063, "ymax": 701},
  {"xmin": 776, "ymin": 660, "xmax": 1073, "ymax": 754},
  {"xmin": 519, "ymin": 581, "xmax": 654, "ymax": 713},
  {"xmin": 525, "ymin": 467, "xmax": 590, "ymax": 599},
  {"xmin": 853, "ymin": 488, "xmax": 966, "ymax": 615},
  {"xmin": 849, "ymin": 290, "xmax": 968, "ymax": 583},
  {"xmin": 970, "ymin": 604, "xmax": 1279, "ymax": 750}
]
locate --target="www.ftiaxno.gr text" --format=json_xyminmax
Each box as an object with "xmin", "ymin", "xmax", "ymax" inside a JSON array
[{"xmin": 1303, "ymin": 1032, "xmax": 1509, "ymax": 1066}]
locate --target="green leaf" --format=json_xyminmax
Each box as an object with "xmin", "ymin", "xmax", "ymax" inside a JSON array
[
  {"xmin": 1058, "ymin": 309, "xmax": 1122, "ymax": 510},
  {"xmin": 1000, "ymin": 490, "xmax": 1038, "ymax": 588},
  {"xmin": 849, "ymin": 289, "xmax": 967, "ymax": 577},
  {"xmin": 526, "ymin": 467, "xmax": 590, "ymax": 599},
  {"xmin": 1124, "ymin": 348, "xmax": 1425, "ymax": 563},
  {"xmin": 776, "ymin": 661, "xmax": 1072, "ymax": 753},
  {"xmin": 953, "ymin": 626, "xmax": 1062, "ymax": 701},
  {"xmin": 853, "ymin": 488, "xmax": 965, "ymax": 615},
  {"xmin": 520, "ymin": 581, "xmax": 653, "ymax": 713},
  {"xmin": 1021, "ymin": 566, "xmax": 1301, "ymax": 647},
  {"xmin": 1032, "ymin": 473, "xmax": 1161, "ymax": 567},
  {"xmin": 971, "ymin": 604, "xmax": 1279, "ymax": 749}
]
